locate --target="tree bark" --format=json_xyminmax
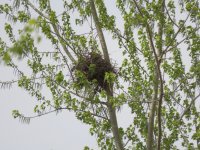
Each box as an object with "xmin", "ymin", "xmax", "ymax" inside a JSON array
[
  {"xmin": 147, "ymin": 76, "xmax": 158, "ymax": 150},
  {"xmin": 89, "ymin": 0, "xmax": 110, "ymax": 64},
  {"xmin": 90, "ymin": 1, "xmax": 124, "ymax": 149},
  {"xmin": 107, "ymin": 102, "xmax": 124, "ymax": 150},
  {"xmin": 157, "ymin": 1, "xmax": 165, "ymax": 149}
]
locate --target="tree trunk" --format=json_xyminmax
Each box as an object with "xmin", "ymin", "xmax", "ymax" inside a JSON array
[
  {"xmin": 90, "ymin": 1, "xmax": 124, "ymax": 149},
  {"xmin": 147, "ymin": 76, "xmax": 158, "ymax": 150},
  {"xmin": 107, "ymin": 102, "xmax": 124, "ymax": 150}
]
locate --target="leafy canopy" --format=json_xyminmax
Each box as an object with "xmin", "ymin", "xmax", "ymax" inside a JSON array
[{"xmin": 0, "ymin": 0, "xmax": 200, "ymax": 149}]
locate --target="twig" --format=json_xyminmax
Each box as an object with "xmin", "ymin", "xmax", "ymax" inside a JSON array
[
  {"xmin": 161, "ymin": 13, "xmax": 190, "ymax": 57},
  {"xmin": 21, "ymin": 106, "xmax": 109, "ymax": 121},
  {"xmin": 180, "ymin": 93, "xmax": 200, "ymax": 120},
  {"xmin": 27, "ymin": 0, "xmax": 76, "ymax": 62},
  {"xmin": 164, "ymin": 3, "xmax": 179, "ymax": 28}
]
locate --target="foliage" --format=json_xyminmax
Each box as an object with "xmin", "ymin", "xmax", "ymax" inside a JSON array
[{"xmin": 0, "ymin": 0, "xmax": 199, "ymax": 149}]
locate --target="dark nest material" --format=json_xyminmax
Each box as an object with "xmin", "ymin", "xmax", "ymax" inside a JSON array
[{"xmin": 72, "ymin": 52, "xmax": 116, "ymax": 91}]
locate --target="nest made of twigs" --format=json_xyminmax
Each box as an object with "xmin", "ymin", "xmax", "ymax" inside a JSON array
[{"xmin": 72, "ymin": 52, "xmax": 116, "ymax": 91}]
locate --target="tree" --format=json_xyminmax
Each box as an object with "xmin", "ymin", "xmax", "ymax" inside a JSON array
[{"xmin": 0, "ymin": 0, "xmax": 199, "ymax": 149}]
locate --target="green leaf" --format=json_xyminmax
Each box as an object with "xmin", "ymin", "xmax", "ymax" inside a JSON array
[
  {"xmin": 2, "ymin": 52, "xmax": 11, "ymax": 64},
  {"xmin": 55, "ymin": 71, "xmax": 64, "ymax": 84}
]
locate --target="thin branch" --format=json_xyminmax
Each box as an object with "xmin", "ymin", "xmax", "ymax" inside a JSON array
[
  {"xmin": 0, "ymin": 76, "xmax": 45, "ymax": 89},
  {"xmin": 113, "ymin": 29, "xmax": 150, "ymax": 78},
  {"xmin": 169, "ymin": 94, "xmax": 185, "ymax": 109},
  {"xmin": 9, "ymin": 61, "xmax": 24, "ymax": 77},
  {"xmin": 164, "ymin": 37, "xmax": 187, "ymax": 53},
  {"xmin": 123, "ymin": 138, "xmax": 131, "ymax": 148},
  {"xmin": 26, "ymin": 1, "xmax": 49, "ymax": 20},
  {"xmin": 20, "ymin": 107, "xmax": 109, "ymax": 122},
  {"xmin": 164, "ymin": 3, "xmax": 179, "ymax": 28},
  {"xmin": 132, "ymin": 1, "xmax": 163, "ymax": 150},
  {"xmin": 161, "ymin": 13, "xmax": 190, "ymax": 57},
  {"xmin": 100, "ymin": 103, "xmax": 109, "ymax": 120},
  {"xmin": 38, "ymin": 51, "xmax": 59, "ymax": 54},
  {"xmin": 27, "ymin": 0, "xmax": 76, "ymax": 63},
  {"xmin": 113, "ymin": 29, "xmax": 143, "ymax": 54},
  {"xmin": 53, "ymin": 41, "xmax": 75, "ymax": 80},
  {"xmin": 48, "ymin": 74, "xmax": 108, "ymax": 106},
  {"xmin": 132, "ymin": 0, "xmax": 159, "ymax": 65},
  {"xmin": 180, "ymin": 93, "xmax": 200, "ymax": 120},
  {"xmin": 162, "ymin": 26, "xmax": 200, "ymax": 56},
  {"xmin": 21, "ymin": 109, "xmax": 64, "ymax": 120}
]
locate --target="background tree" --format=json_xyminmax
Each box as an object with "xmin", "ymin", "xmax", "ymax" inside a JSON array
[{"xmin": 0, "ymin": 0, "xmax": 199, "ymax": 149}]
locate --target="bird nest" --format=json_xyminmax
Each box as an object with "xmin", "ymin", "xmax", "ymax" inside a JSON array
[{"xmin": 72, "ymin": 52, "xmax": 116, "ymax": 91}]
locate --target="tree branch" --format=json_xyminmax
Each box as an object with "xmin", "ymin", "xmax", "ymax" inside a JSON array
[
  {"xmin": 27, "ymin": 0, "xmax": 76, "ymax": 63},
  {"xmin": 161, "ymin": 13, "xmax": 190, "ymax": 57},
  {"xmin": 89, "ymin": 0, "xmax": 110, "ymax": 64},
  {"xmin": 164, "ymin": 3, "xmax": 179, "ymax": 28},
  {"xmin": 180, "ymin": 93, "xmax": 200, "ymax": 120},
  {"xmin": 132, "ymin": 1, "xmax": 165, "ymax": 149},
  {"xmin": 18, "ymin": 107, "xmax": 109, "ymax": 123}
]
